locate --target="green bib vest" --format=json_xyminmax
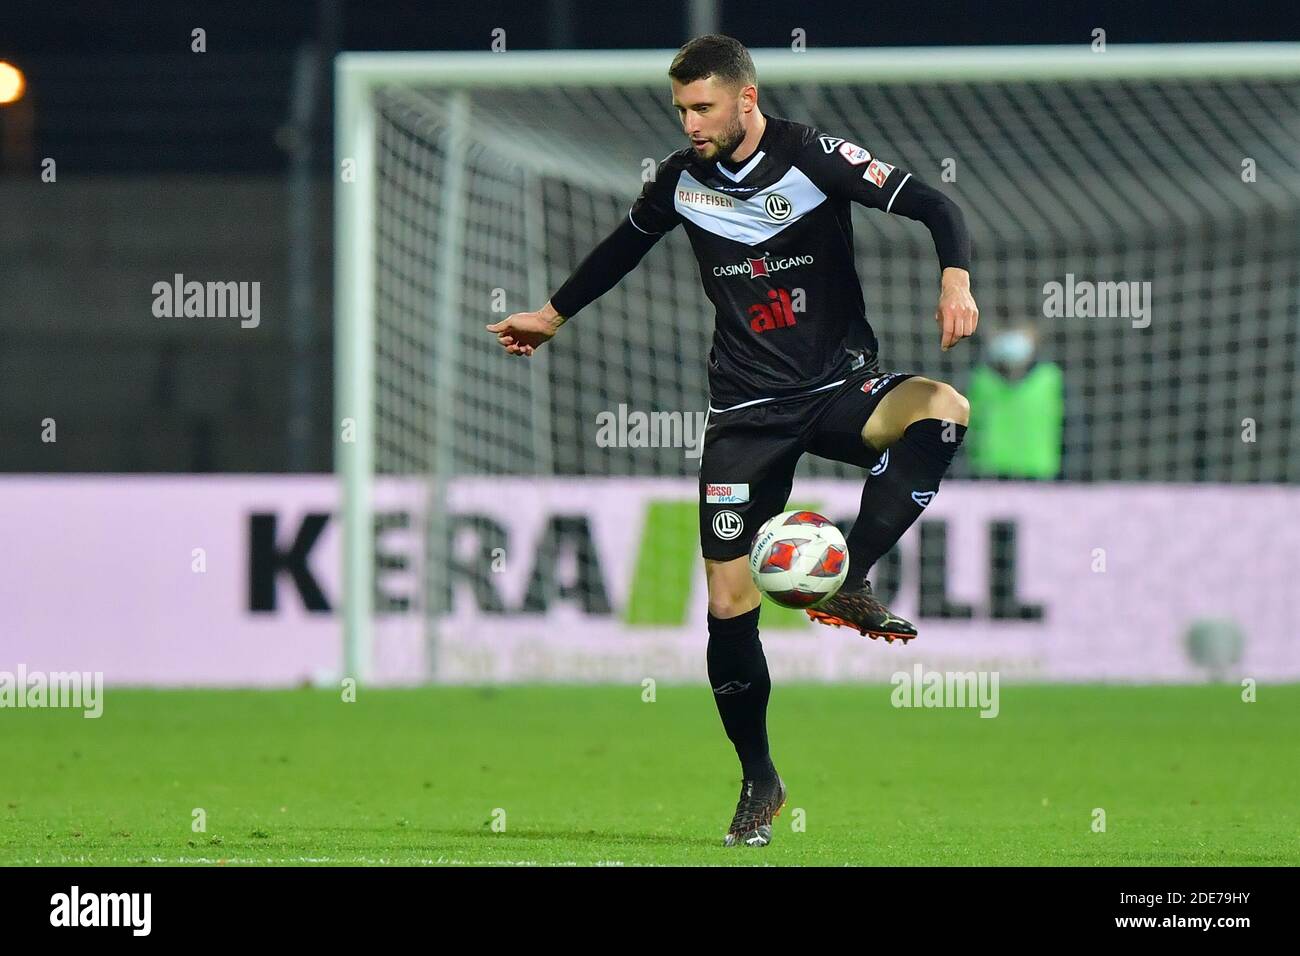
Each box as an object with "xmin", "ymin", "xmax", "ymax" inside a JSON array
[{"xmin": 965, "ymin": 362, "xmax": 1063, "ymax": 478}]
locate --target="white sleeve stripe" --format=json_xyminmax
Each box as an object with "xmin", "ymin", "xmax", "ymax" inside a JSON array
[
  {"xmin": 885, "ymin": 172, "xmax": 913, "ymax": 213},
  {"xmin": 627, "ymin": 210, "xmax": 658, "ymax": 235}
]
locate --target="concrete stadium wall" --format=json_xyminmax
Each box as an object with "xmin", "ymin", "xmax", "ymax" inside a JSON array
[{"xmin": 0, "ymin": 175, "xmax": 333, "ymax": 472}]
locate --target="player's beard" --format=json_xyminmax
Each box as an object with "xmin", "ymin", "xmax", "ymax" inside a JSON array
[{"xmin": 702, "ymin": 108, "xmax": 747, "ymax": 161}]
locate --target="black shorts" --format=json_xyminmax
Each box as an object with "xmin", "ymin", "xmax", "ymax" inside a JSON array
[{"xmin": 698, "ymin": 361, "xmax": 918, "ymax": 560}]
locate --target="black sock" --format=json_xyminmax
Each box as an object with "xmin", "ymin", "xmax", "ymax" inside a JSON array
[
  {"xmin": 706, "ymin": 605, "xmax": 776, "ymax": 782},
  {"xmin": 847, "ymin": 417, "xmax": 967, "ymax": 580}
]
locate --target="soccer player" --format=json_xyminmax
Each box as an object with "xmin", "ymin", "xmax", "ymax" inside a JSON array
[{"xmin": 486, "ymin": 35, "xmax": 978, "ymax": 848}]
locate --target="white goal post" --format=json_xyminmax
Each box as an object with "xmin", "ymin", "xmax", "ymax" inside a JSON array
[{"xmin": 336, "ymin": 44, "xmax": 1300, "ymax": 682}]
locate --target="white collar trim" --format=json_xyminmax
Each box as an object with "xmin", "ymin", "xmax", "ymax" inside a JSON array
[{"xmin": 716, "ymin": 150, "xmax": 766, "ymax": 182}]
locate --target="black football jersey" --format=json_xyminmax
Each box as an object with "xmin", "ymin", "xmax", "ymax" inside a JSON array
[{"xmin": 628, "ymin": 115, "xmax": 924, "ymax": 411}]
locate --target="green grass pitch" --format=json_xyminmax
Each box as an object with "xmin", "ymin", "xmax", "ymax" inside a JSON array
[{"xmin": 3, "ymin": 684, "xmax": 1298, "ymax": 866}]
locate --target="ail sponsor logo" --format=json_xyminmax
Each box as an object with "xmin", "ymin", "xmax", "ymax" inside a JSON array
[{"xmin": 748, "ymin": 288, "xmax": 799, "ymax": 333}]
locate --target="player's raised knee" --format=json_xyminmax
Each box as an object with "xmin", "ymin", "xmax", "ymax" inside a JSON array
[{"xmin": 927, "ymin": 380, "xmax": 970, "ymax": 426}]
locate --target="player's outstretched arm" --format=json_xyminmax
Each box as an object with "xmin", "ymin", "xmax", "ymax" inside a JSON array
[
  {"xmin": 485, "ymin": 216, "xmax": 663, "ymax": 358},
  {"xmin": 486, "ymin": 301, "xmax": 566, "ymax": 357},
  {"xmin": 486, "ymin": 154, "xmax": 683, "ymax": 359}
]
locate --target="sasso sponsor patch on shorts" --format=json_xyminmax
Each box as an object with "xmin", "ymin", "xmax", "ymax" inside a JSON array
[{"xmin": 705, "ymin": 482, "xmax": 750, "ymax": 504}]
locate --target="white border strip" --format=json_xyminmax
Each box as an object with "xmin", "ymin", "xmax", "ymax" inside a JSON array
[
  {"xmin": 709, "ymin": 376, "xmax": 848, "ymax": 414},
  {"xmin": 337, "ymin": 44, "xmax": 1300, "ymax": 87}
]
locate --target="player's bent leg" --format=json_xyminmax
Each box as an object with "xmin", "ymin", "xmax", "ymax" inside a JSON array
[
  {"xmin": 863, "ymin": 376, "xmax": 970, "ymax": 452},
  {"xmin": 837, "ymin": 376, "xmax": 969, "ymax": 629},
  {"xmin": 801, "ymin": 374, "xmax": 970, "ymax": 643}
]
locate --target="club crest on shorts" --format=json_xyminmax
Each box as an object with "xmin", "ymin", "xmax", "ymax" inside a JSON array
[
  {"xmin": 712, "ymin": 509, "xmax": 744, "ymax": 540},
  {"xmin": 911, "ymin": 490, "xmax": 936, "ymax": 508}
]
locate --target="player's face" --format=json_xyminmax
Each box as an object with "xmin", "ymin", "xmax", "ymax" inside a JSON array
[{"xmin": 671, "ymin": 76, "xmax": 750, "ymax": 162}]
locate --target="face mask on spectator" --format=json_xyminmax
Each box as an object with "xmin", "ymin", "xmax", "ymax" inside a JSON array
[{"xmin": 988, "ymin": 330, "xmax": 1034, "ymax": 367}]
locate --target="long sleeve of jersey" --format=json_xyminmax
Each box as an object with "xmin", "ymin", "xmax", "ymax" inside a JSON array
[
  {"xmin": 798, "ymin": 134, "xmax": 971, "ymax": 272},
  {"xmin": 886, "ymin": 178, "xmax": 971, "ymax": 272},
  {"xmin": 549, "ymin": 157, "xmax": 683, "ymax": 319},
  {"xmin": 549, "ymin": 217, "xmax": 662, "ymax": 318}
]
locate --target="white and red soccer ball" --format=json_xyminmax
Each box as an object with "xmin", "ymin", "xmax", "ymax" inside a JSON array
[{"xmin": 748, "ymin": 510, "xmax": 849, "ymax": 609}]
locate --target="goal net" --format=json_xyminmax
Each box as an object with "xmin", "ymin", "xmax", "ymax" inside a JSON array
[{"xmin": 336, "ymin": 45, "xmax": 1300, "ymax": 682}]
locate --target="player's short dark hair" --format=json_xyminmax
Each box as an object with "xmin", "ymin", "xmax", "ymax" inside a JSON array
[{"xmin": 668, "ymin": 34, "xmax": 756, "ymax": 90}]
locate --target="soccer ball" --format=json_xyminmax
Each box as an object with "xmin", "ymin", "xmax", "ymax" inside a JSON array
[{"xmin": 748, "ymin": 510, "xmax": 850, "ymax": 609}]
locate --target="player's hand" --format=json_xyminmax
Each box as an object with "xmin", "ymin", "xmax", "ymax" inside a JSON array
[
  {"xmin": 485, "ymin": 302, "xmax": 566, "ymax": 357},
  {"xmin": 935, "ymin": 268, "xmax": 978, "ymax": 352}
]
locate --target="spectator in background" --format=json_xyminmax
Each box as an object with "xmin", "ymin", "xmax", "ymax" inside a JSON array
[{"xmin": 964, "ymin": 319, "xmax": 1064, "ymax": 479}]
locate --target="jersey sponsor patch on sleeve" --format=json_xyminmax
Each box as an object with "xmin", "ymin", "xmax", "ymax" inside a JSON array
[
  {"xmin": 837, "ymin": 141, "xmax": 871, "ymax": 166},
  {"xmin": 864, "ymin": 158, "xmax": 896, "ymax": 187},
  {"xmin": 818, "ymin": 135, "xmax": 845, "ymax": 154}
]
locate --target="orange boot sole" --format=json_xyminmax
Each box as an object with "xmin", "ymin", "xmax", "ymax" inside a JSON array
[{"xmin": 806, "ymin": 609, "xmax": 916, "ymax": 644}]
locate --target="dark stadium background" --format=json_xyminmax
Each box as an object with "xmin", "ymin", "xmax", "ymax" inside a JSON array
[{"xmin": 1, "ymin": 0, "xmax": 1295, "ymax": 475}]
